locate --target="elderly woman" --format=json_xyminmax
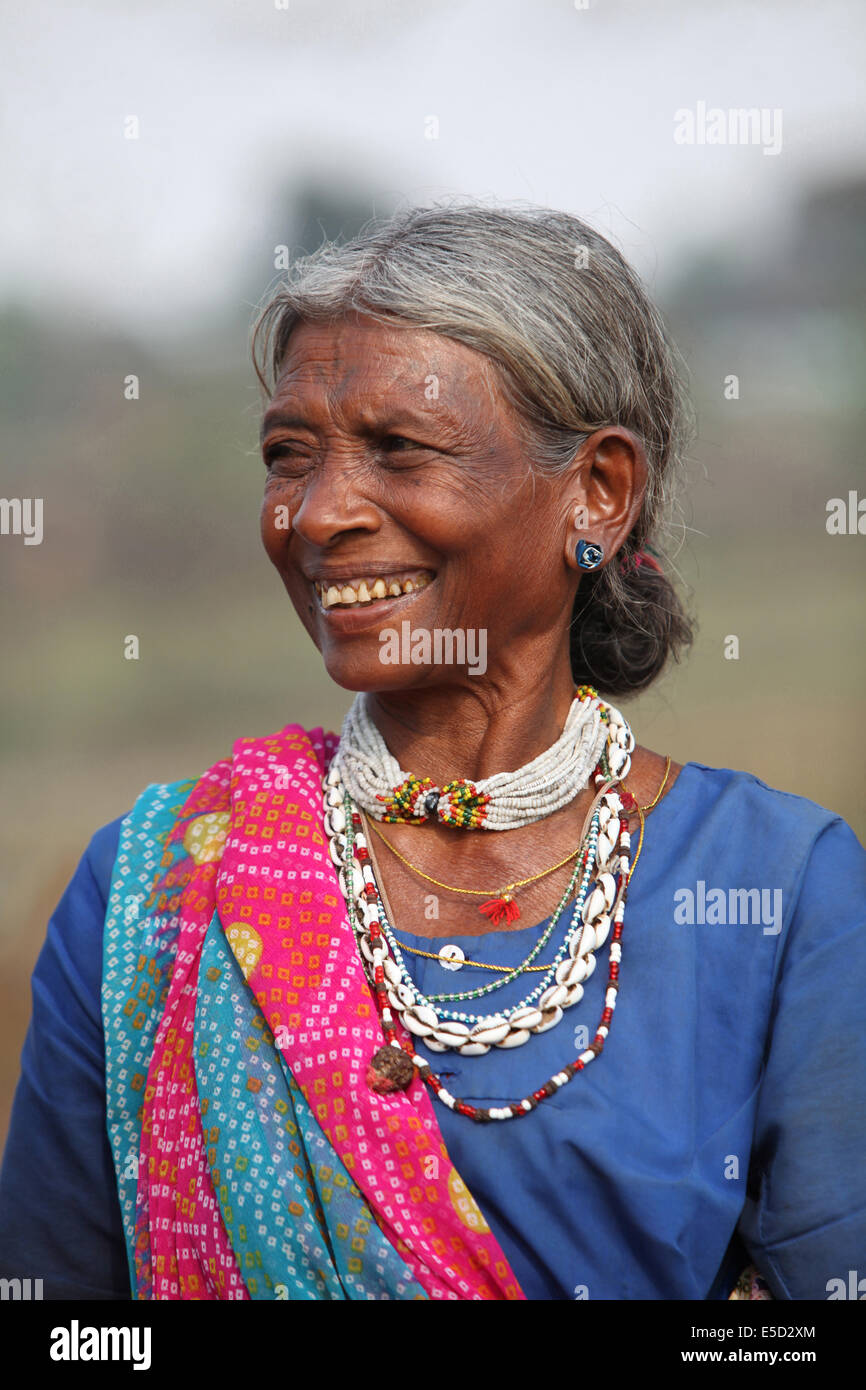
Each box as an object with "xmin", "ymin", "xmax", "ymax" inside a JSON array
[{"xmin": 1, "ymin": 205, "xmax": 863, "ymax": 1302}]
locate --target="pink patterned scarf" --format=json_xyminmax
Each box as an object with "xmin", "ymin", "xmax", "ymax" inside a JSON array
[{"xmin": 130, "ymin": 725, "xmax": 524, "ymax": 1299}]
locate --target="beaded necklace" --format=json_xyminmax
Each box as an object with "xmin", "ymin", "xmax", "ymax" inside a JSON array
[
  {"xmin": 333, "ymin": 683, "xmax": 622, "ymax": 830},
  {"xmin": 368, "ymin": 758, "xmax": 662, "ymax": 974},
  {"xmin": 359, "ymin": 808, "xmax": 599, "ymax": 1011},
  {"xmin": 323, "ymin": 686, "xmax": 639, "ymax": 1122},
  {"xmin": 364, "ymin": 813, "xmax": 587, "ymax": 924},
  {"xmin": 361, "ymin": 807, "xmax": 588, "ymax": 979}
]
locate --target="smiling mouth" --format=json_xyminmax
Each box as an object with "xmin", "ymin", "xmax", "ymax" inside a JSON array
[{"xmin": 313, "ymin": 568, "xmax": 435, "ymax": 611}]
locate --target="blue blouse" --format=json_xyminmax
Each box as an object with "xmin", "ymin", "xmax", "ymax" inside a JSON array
[{"xmin": 1, "ymin": 761, "xmax": 864, "ymax": 1300}]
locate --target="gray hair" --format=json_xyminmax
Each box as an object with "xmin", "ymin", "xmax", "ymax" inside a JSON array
[{"xmin": 252, "ymin": 202, "xmax": 693, "ymax": 695}]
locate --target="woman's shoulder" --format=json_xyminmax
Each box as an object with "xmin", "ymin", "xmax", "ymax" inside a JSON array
[
  {"xmin": 658, "ymin": 759, "xmax": 864, "ymax": 927},
  {"xmin": 669, "ymin": 758, "xmax": 859, "ymax": 840},
  {"xmin": 81, "ymin": 727, "xmax": 336, "ymax": 904},
  {"xmin": 80, "ymin": 771, "xmax": 208, "ymax": 907},
  {"xmin": 84, "ymin": 814, "xmax": 129, "ymax": 897},
  {"xmin": 633, "ymin": 746, "xmax": 857, "ymax": 846}
]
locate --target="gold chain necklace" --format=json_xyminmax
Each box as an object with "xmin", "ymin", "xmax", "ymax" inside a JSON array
[
  {"xmin": 361, "ymin": 809, "xmax": 579, "ymax": 974},
  {"xmin": 365, "ymin": 814, "xmax": 585, "ymax": 924},
  {"xmin": 364, "ymin": 756, "xmax": 669, "ymax": 975},
  {"xmin": 623, "ymin": 754, "xmax": 671, "ymax": 816}
]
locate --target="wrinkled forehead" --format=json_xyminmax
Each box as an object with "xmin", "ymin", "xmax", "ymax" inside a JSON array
[
  {"xmin": 280, "ymin": 312, "xmax": 500, "ymax": 400},
  {"xmin": 264, "ymin": 312, "xmax": 514, "ymax": 440}
]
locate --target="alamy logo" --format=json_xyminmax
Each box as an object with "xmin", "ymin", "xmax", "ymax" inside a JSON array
[
  {"xmin": 674, "ymin": 882, "xmax": 782, "ymax": 935},
  {"xmin": 0, "ymin": 1277, "xmax": 43, "ymax": 1299},
  {"xmin": 826, "ymin": 491, "xmax": 866, "ymax": 534},
  {"xmin": 674, "ymin": 102, "xmax": 782, "ymax": 156},
  {"xmin": 379, "ymin": 621, "xmax": 487, "ymax": 676},
  {"xmin": 826, "ymin": 1270, "xmax": 866, "ymax": 1299},
  {"xmin": 0, "ymin": 497, "xmax": 43, "ymax": 545},
  {"xmin": 49, "ymin": 1320, "xmax": 151, "ymax": 1370}
]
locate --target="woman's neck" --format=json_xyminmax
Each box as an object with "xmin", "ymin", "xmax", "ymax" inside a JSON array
[{"xmin": 364, "ymin": 658, "xmax": 577, "ymax": 784}]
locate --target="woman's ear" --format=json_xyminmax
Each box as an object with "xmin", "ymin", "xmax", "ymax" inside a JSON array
[{"xmin": 563, "ymin": 426, "xmax": 648, "ymax": 571}]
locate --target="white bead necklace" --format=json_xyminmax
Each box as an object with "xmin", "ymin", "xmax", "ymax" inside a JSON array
[
  {"xmin": 322, "ymin": 690, "xmax": 637, "ymax": 1057},
  {"xmin": 329, "ymin": 781, "xmax": 629, "ymax": 1053},
  {"xmin": 332, "ymin": 686, "xmax": 620, "ymax": 830}
]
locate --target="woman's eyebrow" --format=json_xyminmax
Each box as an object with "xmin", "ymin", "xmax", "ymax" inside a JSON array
[
  {"xmin": 259, "ymin": 402, "xmax": 462, "ymax": 446},
  {"xmin": 259, "ymin": 410, "xmax": 318, "ymax": 444}
]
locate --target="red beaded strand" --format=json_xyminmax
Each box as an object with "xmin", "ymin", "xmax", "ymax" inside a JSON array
[{"xmin": 351, "ymin": 797, "xmax": 633, "ymax": 1122}]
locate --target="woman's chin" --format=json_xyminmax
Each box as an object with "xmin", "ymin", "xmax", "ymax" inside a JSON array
[{"xmin": 321, "ymin": 653, "xmax": 436, "ymax": 693}]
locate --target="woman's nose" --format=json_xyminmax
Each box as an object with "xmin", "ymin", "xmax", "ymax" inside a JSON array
[{"xmin": 291, "ymin": 453, "xmax": 382, "ymax": 548}]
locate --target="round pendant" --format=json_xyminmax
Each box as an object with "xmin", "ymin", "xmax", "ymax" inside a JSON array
[
  {"xmin": 436, "ymin": 944, "xmax": 465, "ymax": 972},
  {"xmin": 366, "ymin": 1044, "xmax": 415, "ymax": 1094}
]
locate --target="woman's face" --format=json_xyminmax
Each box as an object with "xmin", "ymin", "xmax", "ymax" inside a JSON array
[{"xmin": 260, "ymin": 312, "xmax": 584, "ymax": 692}]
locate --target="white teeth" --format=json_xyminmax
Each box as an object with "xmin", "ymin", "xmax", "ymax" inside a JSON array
[
  {"xmin": 357, "ymin": 580, "xmax": 371, "ymax": 602},
  {"xmin": 325, "ymin": 586, "xmax": 341, "ymax": 608},
  {"xmin": 371, "ymin": 579, "xmax": 387, "ymax": 598},
  {"xmin": 388, "ymin": 582, "xmax": 402, "ymax": 596},
  {"xmin": 403, "ymin": 579, "xmax": 415, "ymax": 594},
  {"xmin": 341, "ymin": 585, "xmax": 357, "ymax": 603}
]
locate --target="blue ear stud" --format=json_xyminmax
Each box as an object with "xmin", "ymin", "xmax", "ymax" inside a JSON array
[{"xmin": 576, "ymin": 540, "xmax": 604, "ymax": 570}]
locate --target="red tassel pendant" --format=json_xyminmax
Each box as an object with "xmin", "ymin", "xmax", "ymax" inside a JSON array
[{"xmin": 478, "ymin": 894, "xmax": 520, "ymax": 926}]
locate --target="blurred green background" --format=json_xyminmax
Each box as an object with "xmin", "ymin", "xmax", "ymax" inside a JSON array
[{"xmin": 1, "ymin": 1, "xmax": 864, "ymax": 1155}]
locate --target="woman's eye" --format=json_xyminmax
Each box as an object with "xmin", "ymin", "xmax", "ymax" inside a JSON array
[
  {"xmin": 380, "ymin": 435, "xmax": 428, "ymax": 458},
  {"xmin": 263, "ymin": 443, "xmax": 309, "ymax": 470},
  {"xmin": 263, "ymin": 435, "xmax": 431, "ymax": 470}
]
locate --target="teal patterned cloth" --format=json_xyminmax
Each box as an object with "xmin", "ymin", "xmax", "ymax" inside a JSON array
[{"xmin": 102, "ymin": 777, "xmax": 426, "ymax": 1299}]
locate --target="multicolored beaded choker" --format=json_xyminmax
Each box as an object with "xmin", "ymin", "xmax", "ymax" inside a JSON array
[
  {"xmin": 332, "ymin": 683, "xmax": 627, "ymax": 830},
  {"xmin": 323, "ymin": 686, "xmax": 640, "ymax": 1122}
]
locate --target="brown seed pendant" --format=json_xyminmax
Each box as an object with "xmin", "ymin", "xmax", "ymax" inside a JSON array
[{"xmin": 366, "ymin": 1044, "xmax": 416, "ymax": 1094}]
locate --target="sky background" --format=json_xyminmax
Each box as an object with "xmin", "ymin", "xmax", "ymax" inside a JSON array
[{"xmin": 2, "ymin": 0, "xmax": 864, "ymax": 338}]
